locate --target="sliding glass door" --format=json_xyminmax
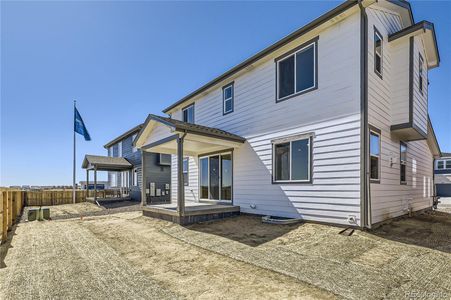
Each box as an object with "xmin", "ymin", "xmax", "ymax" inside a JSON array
[{"xmin": 199, "ymin": 153, "xmax": 232, "ymax": 201}]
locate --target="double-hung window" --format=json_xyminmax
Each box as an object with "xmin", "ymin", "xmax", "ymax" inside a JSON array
[
  {"xmin": 223, "ymin": 83, "xmax": 234, "ymax": 115},
  {"xmin": 374, "ymin": 28, "xmax": 383, "ymax": 77},
  {"xmin": 273, "ymin": 136, "xmax": 311, "ymax": 183},
  {"xmin": 437, "ymin": 160, "xmax": 444, "ymax": 170},
  {"xmin": 276, "ymin": 39, "xmax": 317, "ymax": 101},
  {"xmin": 419, "ymin": 54, "xmax": 424, "ymax": 94},
  {"xmin": 400, "ymin": 142, "xmax": 407, "ymax": 184},
  {"xmin": 183, "ymin": 158, "xmax": 189, "ymax": 186},
  {"xmin": 447, "ymin": 160, "xmax": 451, "ymax": 169},
  {"xmin": 182, "ymin": 104, "xmax": 195, "ymax": 123},
  {"xmin": 370, "ymin": 128, "xmax": 381, "ymax": 182}
]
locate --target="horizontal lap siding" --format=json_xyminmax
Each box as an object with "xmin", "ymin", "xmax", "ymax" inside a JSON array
[
  {"xmin": 412, "ymin": 38, "xmax": 428, "ymax": 134},
  {"xmin": 169, "ymin": 13, "xmax": 361, "ymax": 226},
  {"xmin": 367, "ymin": 7, "xmax": 433, "ymax": 224},
  {"xmin": 235, "ymin": 114, "xmax": 361, "ymax": 225}
]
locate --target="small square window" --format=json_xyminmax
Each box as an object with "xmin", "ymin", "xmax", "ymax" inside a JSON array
[
  {"xmin": 223, "ymin": 84, "xmax": 234, "ymax": 115},
  {"xmin": 446, "ymin": 160, "xmax": 451, "ymax": 169},
  {"xmin": 437, "ymin": 160, "xmax": 444, "ymax": 169}
]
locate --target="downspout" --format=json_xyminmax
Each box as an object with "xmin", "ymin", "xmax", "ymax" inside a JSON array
[{"xmin": 358, "ymin": 0, "xmax": 371, "ymax": 229}]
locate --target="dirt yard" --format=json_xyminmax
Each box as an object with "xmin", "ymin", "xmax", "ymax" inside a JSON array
[{"xmin": 1, "ymin": 205, "xmax": 450, "ymax": 300}]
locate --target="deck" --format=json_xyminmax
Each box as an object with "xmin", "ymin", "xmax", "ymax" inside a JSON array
[{"xmin": 142, "ymin": 202, "xmax": 240, "ymax": 225}]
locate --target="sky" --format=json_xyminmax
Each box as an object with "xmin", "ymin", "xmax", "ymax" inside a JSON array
[{"xmin": 1, "ymin": 1, "xmax": 450, "ymax": 186}]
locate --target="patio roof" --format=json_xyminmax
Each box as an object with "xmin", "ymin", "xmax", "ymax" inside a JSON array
[
  {"xmin": 134, "ymin": 114, "xmax": 246, "ymax": 156},
  {"xmin": 82, "ymin": 155, "xmax": 133, "ymax": 171}
]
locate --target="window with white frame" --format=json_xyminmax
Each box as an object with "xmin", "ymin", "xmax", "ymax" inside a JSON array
[
  {"xmin": 182, "ymin": 104, "xmax": 194, "ymax": 123},
  {"xmin": 273, "ymin": 136, "xmax": 311, "ymax": 182},
  {"xmin": 108, "ymin": 147, "xmax": 112, "ymax": 157},
  {"xmin": 133, "ymin": 168, "xmax": 138, "ymax": 186},
  {"xmin": 374, "ymin": 28, "xmax": 383, "ymax": 77},
  {"xmin": 223, "ymin": 83, "xmax": 234, "ymax": 115},
  {"xmin": 183, "ymin": 157, "xmax": 189, "ymax": 186},
  {"xmin": 437, "ymin": 159, "xmax": 451, "ymax": 170},
  {"xmin": 400, "ymin": 142, "xmax": 407, "ymax": 184},
  {"xmin": 132, "ymin": 134, "xmax": 138, "ymax": 152},
  {"xmin": 370, "ymin": 129, "xmax": 381, "ymax": 181},
  {"xmin": 118, "ymin": 141, "xmax": 122, "ymax": 157},
  {"xmin": 276, "ymin": 40, "xmax": 317, "ymax": 101},
  {"xmin": 111, "ymin": 173, "xmax": 117, "ymax": 187}
]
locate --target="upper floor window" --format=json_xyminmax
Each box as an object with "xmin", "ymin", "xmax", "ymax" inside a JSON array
[
  {"xmin": 223, "ymin": 83, "xmax": 234, "ymax": 115},
  {"xmin": 419, "ymin": 54, "xmax": 424, "ymax": 94},
  {"xmin": 118, "ymin": 141, "xmax": 122, "ymax": 157},
  {"xmin": 132, "ymin": 134, "xmax": 138, "ymax": 152},
  {"xmin": 400, "ymin": 142, "xmax": 407, "ymax": 184},
  {"xmin": 182, "ymin": 104, "xmax": 194, "ymax": 123},
  {"xmin": 374, "ymin": 28, "xmax": 383, "ymax": 78},
  {"xmin": 276, "ymin": 39, "xmax": 317, "ymax": 101},
  {"xmin": 273, "ymin": 136, "xmax": 311, "ymax": 183},
  {"xmin": 370, "ymin": 128, "xmax": 381, "ymax": 182},
  {"xmin": 108, "ymin": 147, "xmax": 112, "ymax": 157},
  {"xmin": 437, "ymin": 159, "xmax": 451, "ymax": 170}
]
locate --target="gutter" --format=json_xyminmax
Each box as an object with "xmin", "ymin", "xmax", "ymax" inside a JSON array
[{"xmin": 359, "ymin": 0, "xmax": 371, "ymax": 229}]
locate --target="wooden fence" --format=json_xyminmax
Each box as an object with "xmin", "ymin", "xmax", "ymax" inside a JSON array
[
  {"xmin": 1, "ymin": 189, "xmax": 24, "ymax": 244},
  {"xmin": 24, "ymin": 189, "xmax": 122, "ymax": 206}
]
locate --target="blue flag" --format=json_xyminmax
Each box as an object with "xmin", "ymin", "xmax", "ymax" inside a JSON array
[{"xmin": 74, "ymin": 107, "xmax": 91, "ymax": 141}]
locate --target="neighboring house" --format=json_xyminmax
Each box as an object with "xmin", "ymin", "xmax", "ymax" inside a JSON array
[
  {"xmin": 134, "ymin": 0, "xmax": 442, "ymax": 228},
  {"xmin": 79, "ymin": 180, "xmax": 110, "ymax": 190},
  {"xmin": 103, "ymin": 124, "xmax": 171, "ymax": 203},
  {"xmin": 434, "ymin": 153, "xmax": 451, "ymax": 197}
]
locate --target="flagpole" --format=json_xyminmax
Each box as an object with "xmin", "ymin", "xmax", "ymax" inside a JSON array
[{"xmin": 73, "ymin": 100, "xmax": 76, "ymax": 204}]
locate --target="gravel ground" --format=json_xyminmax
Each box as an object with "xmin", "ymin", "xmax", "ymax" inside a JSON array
[
  {"xmin": 0, "ymin": 211, "xmax": 334, "ymax": 300},
  {"xmin": 2, "ymin": 206, "xmax": 450, "ymax": 300},
  {"xmin": 25, "ymin": 201, "xmax": 141, "ymax": 220},
  {"xmin": 0, "ymin": 215, "xmax": 179, "ymax": 300},
  {"xmin": 165, "ymin": 212, "xmax": 451, "ymax": 300}
]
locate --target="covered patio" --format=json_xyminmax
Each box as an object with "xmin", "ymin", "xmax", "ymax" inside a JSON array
[
  {"xmin": 134, "ymin": 114, "xmax": 245, "ymax": 224},
  {"xmin": 81, "ymin": 155, "xmax": 133, "ymax": 202}
]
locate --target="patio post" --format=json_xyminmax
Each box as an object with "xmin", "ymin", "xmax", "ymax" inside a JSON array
[
  {"xmin": 86, "ymin": 169, "xmax": 89, "ymax": 197},
  {"xmin": 177, "ymin": 134, "xmax": 185, "ymax": 216},
  {"xmin": 94, "ymin": 166, "xmax": 97, "ymax": 201},
  {"xmin": 141, "ymin": 150, "xmax": 147, "ymax": 207}
]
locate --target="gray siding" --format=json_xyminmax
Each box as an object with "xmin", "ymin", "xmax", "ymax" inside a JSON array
[{"xmin": 107, "ymin": 130, "xmax": 171, "ymax": 202}]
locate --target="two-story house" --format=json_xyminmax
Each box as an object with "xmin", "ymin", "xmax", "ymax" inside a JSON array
[
  {"xmin": 134, "ymin": 0, "xmax": 441, "ymax": 227},
  {"xmin": 103, "ymin": 124, "xmax": 172, "ymax": 204},
  {"xmin": 434, "ymin": 153, "xmax": 451, "ymax": 197}
]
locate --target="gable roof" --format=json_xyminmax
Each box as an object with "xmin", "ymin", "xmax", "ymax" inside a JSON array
[
  {"xmin": 162, "ymin": 0, "xmax": 415, "ymax": 114},
  {"xmin": 388, "ymin": 20, "xmax": 440, "ymax": 68},
  {"xmin": 134, "ymin": 114, "xmax": 246, "ymax": 146},
  {"xmin": 103, "ymin": 124, "xmax": 143, "ymax": 149},
  {"xmin": 81, "ymin": 155, "xmax": 133, "ymax": 170}
]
